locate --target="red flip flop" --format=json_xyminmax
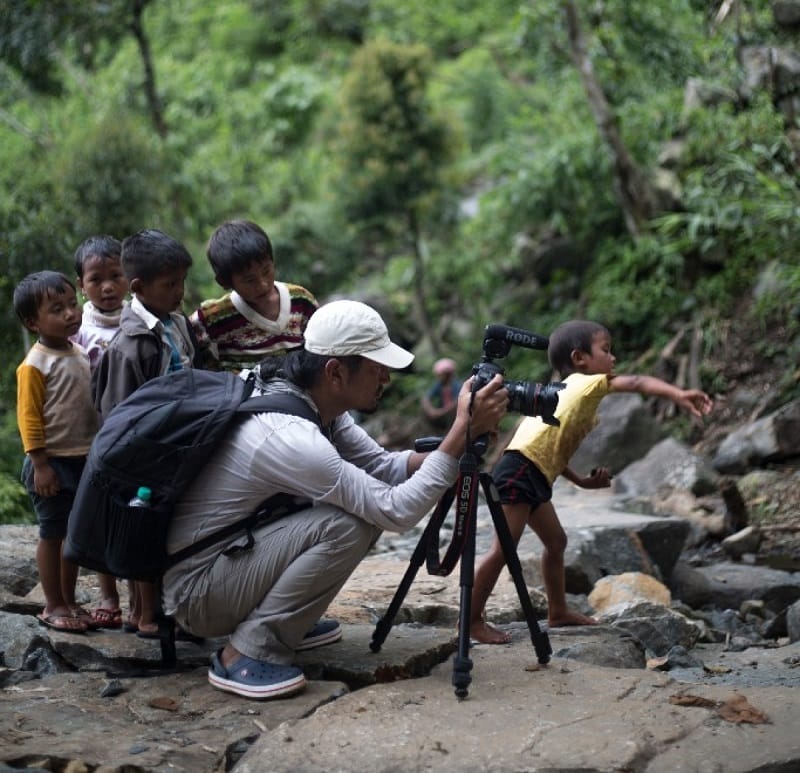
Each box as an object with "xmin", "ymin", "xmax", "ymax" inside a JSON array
[{"xmin": 91, "ymin": 607, "xmax": 123, "ymax": 629}]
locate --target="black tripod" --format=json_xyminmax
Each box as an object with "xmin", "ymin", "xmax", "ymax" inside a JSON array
[{"xmin": 370, "ymin": 438, "xmax": 551, "ymax": 699}]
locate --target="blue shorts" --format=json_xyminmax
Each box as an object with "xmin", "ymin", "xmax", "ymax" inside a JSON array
[
  {"xmin": 21, "ymin": 455, "xmax": 86, "ymax": 540},
  {"xmin": 491, "ymin": 451, "xmax": 552, "ymax": 509}
]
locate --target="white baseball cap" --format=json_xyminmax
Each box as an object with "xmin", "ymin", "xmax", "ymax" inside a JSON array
[{"xmin": 304, "ymin": 300, "xmax": 414, "ymax": 369}]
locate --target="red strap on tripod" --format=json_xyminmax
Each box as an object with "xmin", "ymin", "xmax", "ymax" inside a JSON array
[{"xmin": 426, "ymin": 450, "xmax": 480, "ymax": 576}]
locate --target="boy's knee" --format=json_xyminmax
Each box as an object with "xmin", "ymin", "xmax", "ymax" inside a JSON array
[{"xmin": 547, "ymin": 528, "xmax": 568, "ymax": 554}]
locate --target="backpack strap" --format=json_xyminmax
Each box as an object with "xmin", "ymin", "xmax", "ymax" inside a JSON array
[
  {"xmin": 237, "ymin": 391, "xmax": 323, "ymax": 429},
  {"xmin": 164, "ymin": 391, "xmax": 324, "ymax": 569},
  {"xmin": 165, "ymin": 492, "xmax": 311, "ymax": 568}
]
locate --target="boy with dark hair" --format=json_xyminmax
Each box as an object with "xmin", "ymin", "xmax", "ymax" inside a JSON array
[
  {"xmin": 93, "ymin": 228, "xmax": 198, "ymax": 416},
  {"xmin": 93, "ymin": 228, "xmax": 199, "ymax": 636},
  {"xmin": 71, "ymin": 235, "xmax": 128, "ymax": 373},
  {"xmin": 190, "ymin": 219, "xmax": 317, "ymax": 373},
  {"xmin": 470, "ymin": 319, "xmax": 714, "ymax": 644},
  {"xmin": 71, "ymin": 234, "xmax": 129, "ymax": 629},
  {"xmin": 14, "ymin": 271, "xmax": 99, "ymax": 633}
]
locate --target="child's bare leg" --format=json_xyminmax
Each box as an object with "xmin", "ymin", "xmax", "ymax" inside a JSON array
[
  {"xmin": 36, "ymin": 538, "xmax": 71, "ymax": 616},
  {"xmin": 127, "ymin": 580, "xmax": 138, "ymax": 627},
  {"xmin": 35, "ymin": 538, "xmax": 85, "ymax": 631},
  {"xmin": 136, "ymin": 581, "xmax": 160, "ymax": 635},
  {"xmin": 528, "ymin": 502, "xmax": 597, "ymax": 627},
  {"xmin": 62, "ymin": 555, "xmax": 104, "ymax": 627},
  {"xmin": 470, "ymin": 544, "xmax": 511, "ymax": 643},
  {"xmin": 470, "ymin": 503, "xmax": 530, "ymax": 644},
  {"xmin": 60, "ymin": 554, "xmax": 80, "ymax": 608},
  {"xmin": 97, "ymin": 573, "xmax": 120, "ymax": 611},
  {"xmin": 86, "ymin": 573, "xmax": 123, "ymax": 627}
]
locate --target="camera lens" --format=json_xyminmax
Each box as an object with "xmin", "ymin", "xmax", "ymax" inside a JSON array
[{"xmin": 506, "ymin": 380, "xmax": 565, "ymax": 426}]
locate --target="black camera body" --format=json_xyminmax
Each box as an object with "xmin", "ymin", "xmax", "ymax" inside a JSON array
[{"xmin": 471, "ymin": 324, "xmax": 565, "ymax": 426}]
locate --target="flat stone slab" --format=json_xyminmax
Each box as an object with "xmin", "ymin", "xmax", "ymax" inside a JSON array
[{"xmin": 236, "ymin": 638, "xmax": 800, "ymax": 773}]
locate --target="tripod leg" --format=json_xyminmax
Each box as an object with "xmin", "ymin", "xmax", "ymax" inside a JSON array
[
  {"xmin": 370, "ymin": 497, "xmax": 449, "ymax": 653},
  {"xmin": 482, "ymin": 473, "xmax": 552, "ymax": 664},
  {"xmin": 452, "ymin": 509, "xmax": 475, "ymax": 699}
]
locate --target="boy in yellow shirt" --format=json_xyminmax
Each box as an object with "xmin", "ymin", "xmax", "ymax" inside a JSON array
[
  {"xmin": 15, "ymin": 271, "xmax": 99, "ymax": 633},
  {"xmin": 470, "ymin": 319, "xmax": 713, "ymax": 643}
]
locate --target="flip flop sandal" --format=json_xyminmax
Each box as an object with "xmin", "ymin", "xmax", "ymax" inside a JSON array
[
  {"xmin": 69, "ymin": 606, "xmax": 103, "ymax": 630},
  {"xmin": 37, "ymin": 612, "xmax": 87, "ymax": 634},
  {"xmin": 91, "ymin": 607, "xmax": 123, "ymax": 629}
]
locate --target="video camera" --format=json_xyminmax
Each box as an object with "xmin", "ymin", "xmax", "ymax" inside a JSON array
[{"xmin": 471, "ymin": 324, "xmax": 565, "ymax": 426}]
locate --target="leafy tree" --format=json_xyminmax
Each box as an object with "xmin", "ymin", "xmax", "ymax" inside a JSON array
[
  {"xmin": 561, "ymin": 0, "xmax": 668, "ymax": 238},
  {"xmin": 334, "ymin": 38, "xmax": 457, "ymax": 352},
  {"xmin": 58, "ymin": 114, "xmax": 170, "ymax": 240},
  {"xmin": 0, "ymin": 0, "xmax": 167, "ymax": 135}
]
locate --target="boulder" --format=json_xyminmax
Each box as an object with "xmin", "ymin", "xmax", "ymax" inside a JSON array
[
  {"xmin": 713, "ymin": 398, "xmax": 800, "ymax": 473},
  {"xmin": 614, "ymin": 436, "xmax": 719, "ymax": 497},
  {"xmin": 568, "ymin": 392, "xmax": 665, "ymax": 475},
  {"xmin": 670, "ymin": 560, "xmax": 800, "ymax": 613},
  {"xmin": 600, "ymin": 600, "xmax": 703, "ymax": 656},
  {"xmin": 588, "ymin": 571, "xmax": 671, "ymax": 615}
]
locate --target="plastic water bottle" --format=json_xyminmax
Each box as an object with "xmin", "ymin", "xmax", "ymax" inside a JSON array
[{"xmin": 128, "ymin": 486, "xmax": 152, "ymax": 507}]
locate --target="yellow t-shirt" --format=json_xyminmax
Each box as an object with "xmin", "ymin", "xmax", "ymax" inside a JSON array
[
  {"xmin": 505, "ymin": 372, "xmax": 611, "ymax": 484},
  {"xmin": 16, "ymin": 342, "xmax": 98, "ymax": 456}
]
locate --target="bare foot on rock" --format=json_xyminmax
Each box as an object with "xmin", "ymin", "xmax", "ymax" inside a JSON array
[
  {"xmin": 547, "ymin": 611, "xmax": 598, "ymax": 628},
  {"xmin": 469, "ymin": 620, "xmax": 512, "ymax": 644}
]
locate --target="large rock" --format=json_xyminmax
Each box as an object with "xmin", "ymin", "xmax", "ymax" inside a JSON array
[
  {"xmin": 788, "ymin": 599, "xmax": 800, "ymax": 642},
  {"xmin": 600, "ymin": 601, "xmax": 703, "ymax": 656},
  {"xmin": 568, "ymin": 392, "xmax": 665, "ymax": 475},
  {"xmin": 713, "ymin": 398, "xmax": 800, "ymax": 473},
  {"xmin": 0, "ymin": 524, "xmax": 39, "ymax": 597},
  {"xmin": 670, "ymin": 560, "xmax": 800, "ymax": 613},
  {"xmin": 588, "ymin": 571, "xmax": 671, "ymax": 614},
  {"xmin": 614, "ymin": 436, "xmax": 719, "ymax": 498},
  {"xmin": 740, "ymin": 45, "xmax": 800, "ymax": 123},
  {"xmin": 236, "ymin": 641, "xmax": 800, "ymax": 773},
  {"xmin": 774, "ymin": 0, "xmax": 800, "ymax": 27}
]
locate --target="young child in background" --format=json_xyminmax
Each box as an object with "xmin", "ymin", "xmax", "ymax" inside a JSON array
[
  {"xmin": 70, "ymin": 234, "xmax": 128, "ymax": 630},
  {"xmin": 72, "ymin": 235, "xmax": 128, "ymax": 372},
  {"xmin": 14, "ymin": 271, "xmax": 99, "ymax": 633},
  {"xmin": 190, "ymin": 219, "xmax": 317, "ymax": 373},
  {"xmin": 93, "ymin": 228, "xmax": 198, "ymax": 638},
  {"xmin": 470, "ymin": 319, "xmax": 714, "ymax": 644}
]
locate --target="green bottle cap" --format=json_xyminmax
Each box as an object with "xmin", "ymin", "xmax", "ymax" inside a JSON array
[{"xmin": 136, "ymin": 486, "xmax": 152, "ymax": 500}]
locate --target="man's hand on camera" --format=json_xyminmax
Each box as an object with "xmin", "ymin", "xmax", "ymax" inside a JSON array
[{"xmin": 461, "ymin": 373, "xmax": 508, "ymax": 437}]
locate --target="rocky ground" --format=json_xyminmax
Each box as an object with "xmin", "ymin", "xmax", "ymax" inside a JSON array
[
  {"xmin": 2, "ymin": 509, "xmax": 799, "ymax": 772},
  {"xmin": 693, "ymin": 309, "xmax": 800, "ymax": 562}
]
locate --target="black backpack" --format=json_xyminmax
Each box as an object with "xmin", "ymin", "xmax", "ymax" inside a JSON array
[{"xmin": 64, "ymin": 368, "xmax": 321, "ymax": 582}]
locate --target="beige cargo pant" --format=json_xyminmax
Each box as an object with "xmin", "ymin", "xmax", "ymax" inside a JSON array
[{"xmin": 172, "ymin": 504, "xmax": 380, "ymax": 664}]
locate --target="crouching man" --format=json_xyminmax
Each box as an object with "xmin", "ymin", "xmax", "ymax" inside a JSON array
[{"xmin": 162, "ymin": 299, "xmax": 508, "ymax": 699}]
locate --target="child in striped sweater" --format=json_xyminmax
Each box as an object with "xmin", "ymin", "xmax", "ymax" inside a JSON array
[{"xmin": 190, "ymin": 220, "xmax": 317, "ymax": 374}]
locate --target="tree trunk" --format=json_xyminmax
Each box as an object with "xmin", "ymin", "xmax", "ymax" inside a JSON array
[
  {"xmin": 130, "ymin": 0, "xmax": 167, "ymax": 138},
  {"xmin": 561, "ymin": 0, "xmax": 661, "ymax": 238}
]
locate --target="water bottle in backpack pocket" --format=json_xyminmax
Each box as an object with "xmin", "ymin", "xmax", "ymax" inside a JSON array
[{"xmin": 129, "ymin": 486, "xmax": 153, "ymax": 508}]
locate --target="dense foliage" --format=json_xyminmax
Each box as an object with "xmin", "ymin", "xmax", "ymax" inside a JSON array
[{"xmin": 1, "ymin": 1, "xmax": 799, "ymax": 513}]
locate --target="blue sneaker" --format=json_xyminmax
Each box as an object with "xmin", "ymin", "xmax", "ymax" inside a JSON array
[
  {"xmin": 296, "ymin": 619, "xmax": 342, "ymax": 651},
  {"xmin": 208, "ymin": 650, "xmax": 306, "ymax": 699}
]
